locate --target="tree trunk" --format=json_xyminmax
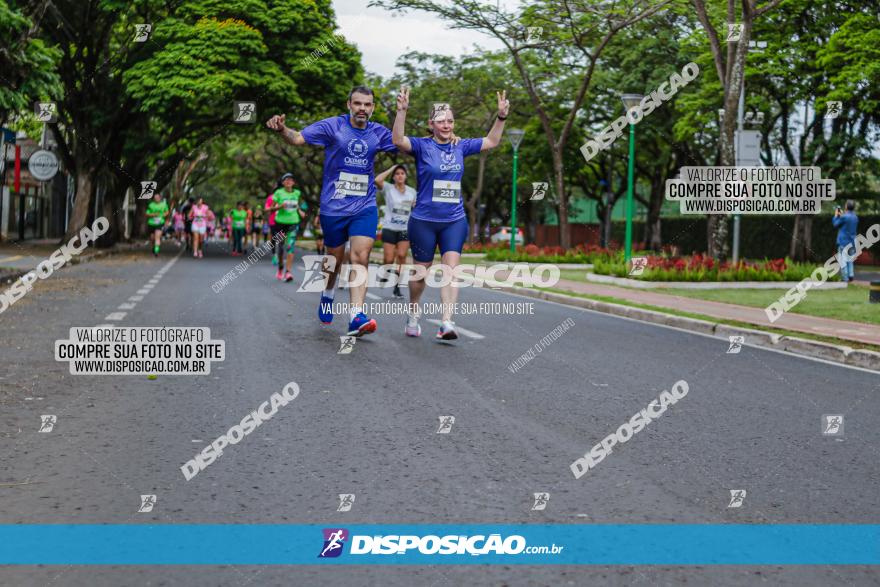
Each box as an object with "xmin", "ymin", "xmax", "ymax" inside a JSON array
[
  {"xmin": 524, "ymin": 199, "xmax": 534, "ymax": 244},
  {"xmin": 65, "ymin": 167, "xmax": 95, "ymax": 241},
  {"xmin": 602, "ymin": 208, "xmax": 611, "ymax": 249},
  {"xmin": 789, "ymin": 214, "xmax": 813, "ymax": 261},
  {"xmin": 802, "ymin": 215, "xmax": 813, "ymax": 261},
  {"xmin": 552, "ymin": 149, "xmax": 569, "ymax": 248},
  {"xmin": 645, "ymin": 182, "xmax": 664, "ymax": 251},
  {"xmin": 95, "ymin": 190, "xmax": 121, "ymax": 248}
]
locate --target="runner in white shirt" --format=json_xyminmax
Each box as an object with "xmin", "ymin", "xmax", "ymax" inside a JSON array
[{"xmin": 374, "ymin": 164, "xmax": 416, "ymax": 298}]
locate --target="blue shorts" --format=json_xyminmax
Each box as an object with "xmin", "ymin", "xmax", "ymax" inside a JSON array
[
  {"xmin": 408, "ymin": 216, "xmax": 469, "ymax": 262},
  {"xmin": 321, "ymin": 207, "xmax": 378, "ymax": 249}
]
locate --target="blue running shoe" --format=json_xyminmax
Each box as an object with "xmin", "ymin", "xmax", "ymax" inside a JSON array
[
  {"xmin": 317, "ymin": 295, "xmax": 334, "ymax": 324},
  {"xmin": 348, "ymin": 312, "xmax": 377, "ymax": 337}
]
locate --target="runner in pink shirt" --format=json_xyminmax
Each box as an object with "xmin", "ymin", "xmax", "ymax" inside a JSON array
[
  {"xmin": 188, "ymin": 198, "xmax": 212, "ymax": 258},
  {"xmin": 172, "ymin": 209, "xmax": 185, "ymax": 246},
  {"xmin": 265, "ymin": 190, "xmax": 279, "ymax": 266}
]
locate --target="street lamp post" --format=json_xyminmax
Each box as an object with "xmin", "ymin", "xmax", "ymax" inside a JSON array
[
  {"xmin": 620, "ymin": 94, "xmax": 643, "ymax": 264},
  {"xmin": 507, "ymin": 128, "xmax": 525, "ymax": 253}
]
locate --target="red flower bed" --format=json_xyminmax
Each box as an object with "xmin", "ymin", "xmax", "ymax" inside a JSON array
[{"xmin": 643, "ymin": 254, "xmax": 789, "ymax": 273}]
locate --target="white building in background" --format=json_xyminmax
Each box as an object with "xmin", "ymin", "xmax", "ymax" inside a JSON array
[{"xmin": 0, "ymin": 130, "xmax": 71, "ymax": 242}]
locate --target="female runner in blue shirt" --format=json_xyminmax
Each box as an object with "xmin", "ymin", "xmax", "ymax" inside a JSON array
[{"xmin": 392, "ymin": 87, "xmax": 510, "ymax": 340}]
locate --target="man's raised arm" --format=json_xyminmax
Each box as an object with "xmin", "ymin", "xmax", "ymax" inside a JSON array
[{"xmin": 266, "ymin": 114, "xmax": 306, "ymax": 146}]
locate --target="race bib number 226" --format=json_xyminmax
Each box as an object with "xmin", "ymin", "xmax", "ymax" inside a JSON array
[{"xmin": 432, "ymin": 180, "xmax": 461, "ymax": 203}]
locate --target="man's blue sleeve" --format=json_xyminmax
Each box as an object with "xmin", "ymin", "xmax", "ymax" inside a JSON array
[
  {"xmin": 301, "ymin": 117, "xmax": 336, "ymax": 147},
  {"xmin": 376, "ymin": 125, "xmax": 399, "ymax": 153}
]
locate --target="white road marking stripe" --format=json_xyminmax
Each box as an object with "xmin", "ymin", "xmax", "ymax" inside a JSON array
[
  {"xmin": 161, "ymin": 251, "xmax": 183, "ymax": 272},
  {"xmin": 365, "ymin": 292, "xmax": 381, "ymax": 300},
  {"xmin": 136, "ymin": 289, "xmax": 150, "ymax": 295},
  {"xmin": 118, "ymin": 303, "xmax": 136, "ymax": 310},
  {"xmin": 129, "ymin": 296, "xmax": 143, "ymax": 302},
  {"xmin": 105, "ymin": 312, "xmax": 127, "ymax": 321},
  {"xmin": 426, "ymin": 319, "xmax": 485, "ymax": 339}
]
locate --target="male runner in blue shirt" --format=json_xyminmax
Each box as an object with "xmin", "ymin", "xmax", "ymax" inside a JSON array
[{"xmin": 266, "ymin": 87, "xmax": 395, "ymax": 336}]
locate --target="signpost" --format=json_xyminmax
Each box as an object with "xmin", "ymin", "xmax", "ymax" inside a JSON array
[{"xmin": 28, "ymin": 149, "xmax": 59, "ymax": 182}]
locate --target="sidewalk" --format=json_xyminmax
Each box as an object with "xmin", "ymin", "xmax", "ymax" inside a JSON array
[
  {"xmin": 553, "ymin": 278, "xmax": 880, "ymax": 347},
  {"xmin": 0, "ymin": 241, "xmax": 145, "ymax": 279}
]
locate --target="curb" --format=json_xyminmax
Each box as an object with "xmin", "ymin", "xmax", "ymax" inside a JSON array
[
  {"xmin": 481, "ymin": 262, "xmax": 593, "ymax": 270},
  {"xmin": 585, "ymin": 272, "xmax": 848, "ymax": 290},
  {"xmin": 497, "ymin": 284, "xmax": 880, "ymax": 372}
]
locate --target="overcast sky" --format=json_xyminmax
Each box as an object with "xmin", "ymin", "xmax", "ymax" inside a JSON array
[{"xmin": 332, "ymin": 0, "xmax": 504, "ymax": 79}]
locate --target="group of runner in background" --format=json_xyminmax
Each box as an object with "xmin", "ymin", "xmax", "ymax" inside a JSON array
[{"xmin": 145, "ymin": 194, "xmax": 276, "ymax": 259}]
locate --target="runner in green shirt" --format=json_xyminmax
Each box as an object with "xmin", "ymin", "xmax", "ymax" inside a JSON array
[
  {"xmin": 146, "ymin": 193, "xmax": 170, "ymax": 257},
  {"xmin": 266, "ymin": 173, "xmax": 307, "ymax": 282},
  {"xmin": 230, "ymin": 201, "xmax": 248, "ymax": 255}
]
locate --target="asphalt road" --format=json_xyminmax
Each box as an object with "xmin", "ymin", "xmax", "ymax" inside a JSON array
[{"xmin": 1, "ymin": 240, "xmax": 878, "ymax": 586}]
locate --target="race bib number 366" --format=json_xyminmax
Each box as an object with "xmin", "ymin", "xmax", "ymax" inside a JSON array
[
  {"xmin": 335, "ymin": 172, "xmax": 369, "ymax": 198},
  {"xmin": 432, "ymin": 180, "xmax": 461, "ymax": 203}
]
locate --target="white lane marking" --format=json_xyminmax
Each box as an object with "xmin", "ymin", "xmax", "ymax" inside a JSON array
[
  {"xmin": 148, "ymin": 279, "xmax": 159, "ymax": 285},
  {"xmin": 426, "ymin": 319, "xmax": 485, "ymax": 339},
  {"xmin": 161, "ymin": 251, "xmax": 183, "ymax": 272},
  {"xmin": 105, "ymin": 312, "xmax": 127, "ymax": 321},
  {"xmin": 365, "ymin": 292, "xmax": 381, "ymax": 300},
  {"xmin": 118, "ymin": 303, "xmax": 136, "ymax": 310},
  {"xmin": 129, "ymin": 296, "xmax": 144, "ymax": 302},
  {"xmin": 136, "ymin": 289, "xmax": 150, "ymax": 295}
]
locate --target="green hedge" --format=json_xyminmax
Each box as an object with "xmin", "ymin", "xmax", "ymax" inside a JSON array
[
  {"xmin": 593, "ymin": 259, "xmax": 833, "ymax": 282},
  {"xmin": 484, "ymin": 249, "xmax": 618, "ymax": 264},
  {"xmin": 609, "ymin": 214, "xmax": 880, "ymax": 260}
]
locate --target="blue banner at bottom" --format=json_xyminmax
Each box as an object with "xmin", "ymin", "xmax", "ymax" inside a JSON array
[{"xmin": 0, "ymin": 524, "xmax": 877, "ymax": 565}]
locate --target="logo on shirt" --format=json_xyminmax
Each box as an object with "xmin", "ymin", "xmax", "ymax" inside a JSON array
[
  {"xmin": 439, "ymin": 149, "xmax": 461, "ymax": 172},
  {"xmin": 345, "ymin": 139, "xmax": 369, "ymax": 167}
]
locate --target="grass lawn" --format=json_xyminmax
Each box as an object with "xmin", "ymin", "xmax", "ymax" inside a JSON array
[
  {"xmin": 556, "ymin": 270, "xmax": 880, "ymax": 325},
  {"xmin": 661, "ymin": 285, "xmax": 880, "ymax": 325}
]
